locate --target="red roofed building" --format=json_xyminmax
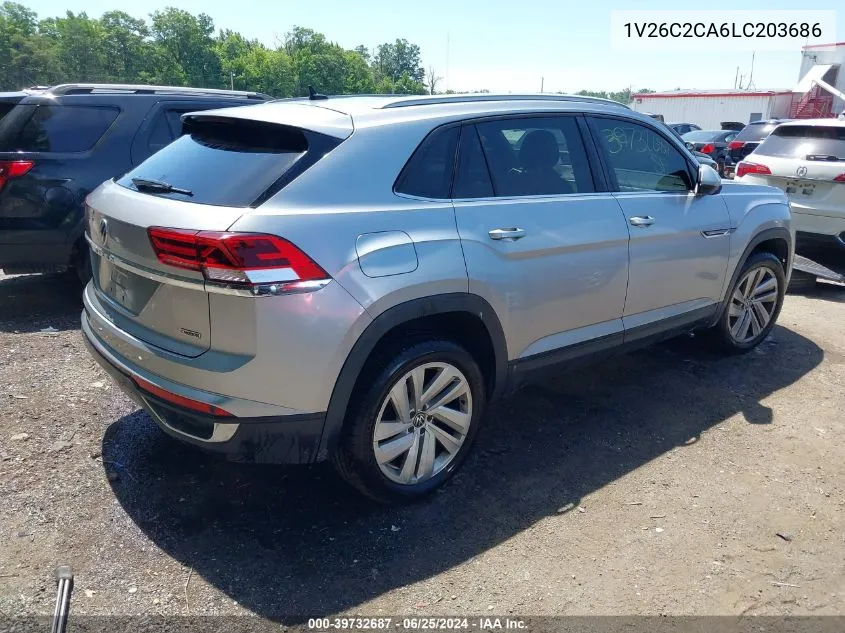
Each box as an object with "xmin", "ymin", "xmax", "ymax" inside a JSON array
[{"xmin": 630, "ymin": 42, "xmax": 845, "ymax": 128}]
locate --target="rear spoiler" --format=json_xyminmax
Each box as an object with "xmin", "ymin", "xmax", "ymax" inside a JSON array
[{"xmin": 182, "ymin": 102, "xmax": 354, "ymax": 140}]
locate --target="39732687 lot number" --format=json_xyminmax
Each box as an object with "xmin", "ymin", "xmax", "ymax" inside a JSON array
[{"xmin": 308, "ymin": 618, "xmax": 394, "ymax": 630}]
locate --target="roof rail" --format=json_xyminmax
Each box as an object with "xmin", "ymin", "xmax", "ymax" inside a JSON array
[
  {"xmin": 46, "ymin": 83, "xmax": 272, "ymax": 100},
  {"xmin": 380, "ymin": 93, "xmax": 631, "ymax": 109}
]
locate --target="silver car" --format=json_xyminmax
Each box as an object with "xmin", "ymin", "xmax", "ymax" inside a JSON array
[{"xmin": 82, "ymin": 94, "xmax": 793, "ymax": 502}]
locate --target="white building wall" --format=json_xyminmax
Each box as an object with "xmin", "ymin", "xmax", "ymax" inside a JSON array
[
  {"xmin": 798, "ymin": 46, "xmax": 845, "ymax": 115},
  {"xmin": 631, "ymin": 94, "xmax": 788, "ymax": 129}
]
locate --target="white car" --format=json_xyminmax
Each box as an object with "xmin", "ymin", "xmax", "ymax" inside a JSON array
[{"xmin": 735, "ymin": 119, "xmax": 845, "ymax": 255}]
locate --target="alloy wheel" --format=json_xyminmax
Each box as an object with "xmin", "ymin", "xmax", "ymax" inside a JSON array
[
  {"xmin": 728, "ymin": 267, "xmax": 779, "ymax": 344},
  {"xmin": 372, "ymin": 362, "xmax": 473, "ymax": 485}
]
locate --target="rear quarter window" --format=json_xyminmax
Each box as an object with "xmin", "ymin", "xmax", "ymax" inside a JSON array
[
  {"xmin": 118, "ymin": 118, "xmax": 310, "ymax": 207},
  {"xmin": 0, "ymin": 105, "xmax": 119, "ymax": 152},
  {"xmin": 394, "ymin": 125, "xmax": 459, "ymax": 199}
]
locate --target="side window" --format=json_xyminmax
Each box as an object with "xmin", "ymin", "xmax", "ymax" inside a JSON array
[
  {"xmin": 10, "ymin": 105, "xmax": 119, "ymax": 153},
  {"xmin": 590, "ymin": 117, "xmax": 693, "ymax": 192},
  {"xmin": 453, "ymin": 125, "xmax": 493, "ymax": 198},
  {"xmin": 394, "ymin": 125, "xmax": 459, "ymax": 199},
  {"xmin": 147, "ymin": 108, "xmax": 196, "ymax": 155},
  {"xmin": 474, "ymin": 116, "xmax": 594, "ymax": 197},
  {"xmin": 146, "ymin": 112, "xmax": 174, "ymax": 154},
  {"xmin": 166, "ymin": 109, "xmax": 188, "ymax": 136}
]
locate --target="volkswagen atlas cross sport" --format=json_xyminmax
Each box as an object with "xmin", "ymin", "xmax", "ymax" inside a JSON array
[{"xmin": 82, "ymin": 93, "xmax": 793, "ymax": 502}]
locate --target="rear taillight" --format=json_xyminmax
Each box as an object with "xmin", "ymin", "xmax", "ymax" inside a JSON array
[
  {"xmin": 728, "ymin": 141, "xmax": 744, "ymax": 150},
  {"xmin": 700, "ymin": 143, "xmax": 716, "ymax": 154},
  {"xmin": 735, "ymin": 162, "xmax": 772, "ymax": 178},
  {"xmin": 0, "ymin": 160, "xmax": 34, "ymax": 192},
  {"xmin": 133, "ymin": 375, "xmax": 233, "ymax": 417},
  {"xmin": 148, "ymin": 227, "xmax": 329, "ymax": 292},
  {"xmin": 834, "ymin": 174, "xmax": 845, "ymax": 183}
]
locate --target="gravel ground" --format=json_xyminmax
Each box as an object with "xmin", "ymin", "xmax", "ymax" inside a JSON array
[{"xmin": 0, "ymin": 271, "xmax": 843, "ymax": 624}]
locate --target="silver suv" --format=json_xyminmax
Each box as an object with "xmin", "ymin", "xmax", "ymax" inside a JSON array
[{"xmin": 82, "ymin": 94, "xmax": 793, "ymax": 502}]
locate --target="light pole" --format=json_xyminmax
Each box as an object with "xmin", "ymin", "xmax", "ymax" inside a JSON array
[{"xmin": 230, "ymin": 71, "xmax": 236, "ymax": 90}]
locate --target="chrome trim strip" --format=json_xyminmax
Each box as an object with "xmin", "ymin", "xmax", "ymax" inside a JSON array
[
  {"xmin": 86, "ymin": 235, "xmax": 330, "ymax": 297},
  {"xmin": 701, "ymin": 228, "xmax": 733, "ymax": 238},
  {"xmin": 86, "ymin": 236, "xmax": 205, "ymax": 292}
]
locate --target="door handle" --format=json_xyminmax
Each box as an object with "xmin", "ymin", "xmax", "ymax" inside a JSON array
[
  {"xmin": 629, "ymin": 216, "xmax": 655, "ymax": 227},
  {"xmin": 488, "ymin": 228, "xmax": 526, "ymax": 241}
]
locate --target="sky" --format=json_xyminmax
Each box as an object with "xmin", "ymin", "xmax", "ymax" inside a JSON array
[{"xmin": 20, "ymin": 0, "xmax": 845, "ymax": 94}]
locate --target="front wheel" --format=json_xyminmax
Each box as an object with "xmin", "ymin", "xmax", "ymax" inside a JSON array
[
  {"xmin": 709, "ymin": 251, "xmax": 785, "ymax": 354},
  {"xmin": 333, "ymin": 339, "xmax": 486, "ymax": 503}
]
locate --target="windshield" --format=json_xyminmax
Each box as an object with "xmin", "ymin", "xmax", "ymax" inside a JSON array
[{"xmin": 755, "ymin": 125, "xmax": 845, "ymax": 160}]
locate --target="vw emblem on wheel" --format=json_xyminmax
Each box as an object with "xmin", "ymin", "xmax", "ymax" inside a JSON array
[
  {"xmin": 796, "ymin": 166, "xmax": 808, "ymax": 178},
  {"xmin": 98, "ymin": 218, "xmax": 108, "ymax": 242}
]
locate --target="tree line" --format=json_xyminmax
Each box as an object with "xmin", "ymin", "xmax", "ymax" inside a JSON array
[
  {"xmin": 0, "ymin": 2, "xmax": 651, "ymax": 101},
  {"xmin": 0, "ymin": 2, "xmax": 430, "ymax": 96}
]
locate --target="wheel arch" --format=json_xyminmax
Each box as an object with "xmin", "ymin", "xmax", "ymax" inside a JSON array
[
  {"xmin": 710, "ymin": 226, "xmax": 792, "ymax": 327},
  {"xmin": 317, "ymin": 293, "xmax": 508, "ymax": 461}
]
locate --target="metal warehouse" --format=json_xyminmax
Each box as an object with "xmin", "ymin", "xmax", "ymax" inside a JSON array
[
  {"xmin": 630, "ymin": 41, "xmax": 845, "ymax": 128},
  {"xmin": 630, "ymin": 90, "xmax": 793, "ymax": 129}
]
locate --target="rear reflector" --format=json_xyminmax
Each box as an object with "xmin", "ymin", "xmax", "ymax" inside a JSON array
[
  {"xmin": 133, "ymin": 375, "xmax": 233, "ymax": 417},
  {"xmin": 148, "ymin": 227, "xmax": 329, "ymax": 290},
  {"xmin": 728, "ymin": 141, "xmax": 744, "ymax": 150},
  {"xmin": 0, "ymin": 160, "xmax": 34, "ymax": 192},
  {"xmin": 735, "ymin": 162, "xmax": 772, "ymax": 178}
]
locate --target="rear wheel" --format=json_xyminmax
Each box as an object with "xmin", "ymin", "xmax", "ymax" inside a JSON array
[
  {"xmin": 333, "ymin": 339, "xmax": 485, "ymax": 503},
  {"xmin": 709, "ymin": 251, "xmax": 785, "ymax": 354}
]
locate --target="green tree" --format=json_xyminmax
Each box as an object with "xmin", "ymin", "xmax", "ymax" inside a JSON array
[
  {"xmin": 39, "ymin": 12, "xmax": 108, "ymax": 82},
  {"xmin": 100, "ymin": 10, "xmax": 150, "ymax": 82},
  {"xmin": 149, "ymin": 7, "xmax": 220, "ymax": 87},
  {"xmin": 373, "ymin": 39, "xmax": 424, "ymax": 83},
  {"xmin": 344, "ymin": 49, "xmax": 374, "ymax": 94}
]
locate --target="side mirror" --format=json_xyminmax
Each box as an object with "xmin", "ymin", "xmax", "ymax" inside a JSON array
[{"xmin": 696, "ymin": 164, "xmax": 722, "ymax": 196}]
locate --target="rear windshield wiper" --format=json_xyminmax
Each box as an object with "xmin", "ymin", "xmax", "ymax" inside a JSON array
[
  {"xmin": 131, "ymin": 177, "xmax": 193, "ymax": 196},
  {"xmin": 805, "ymin": 154, "xmax": 845, "ymax": 162}
]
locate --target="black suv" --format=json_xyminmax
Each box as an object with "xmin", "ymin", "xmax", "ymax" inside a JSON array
[
  {"xmin": 723, "ymin": 118, "xmax": 790, "ymax": 178},
  {"xmin": 0, "ymin": 84, "xmax": 271, "ymax": 280}
]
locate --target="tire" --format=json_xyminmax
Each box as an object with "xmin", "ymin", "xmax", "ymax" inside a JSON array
[
  {"xmin": 716, "ymin": 160, "xmax": 725, "ymax": 177},
  {"xmin": 332, "ymin": 339, "xmax": 486, "ymax": 503},
  {"xmin": 709, "ymin": 251, "xmax": 785, "ymax": 354}
]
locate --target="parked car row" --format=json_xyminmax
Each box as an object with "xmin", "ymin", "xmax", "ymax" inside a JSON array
[{"xmin": 0, "ymin": 84, "xmax": 272, "ymax": 282}]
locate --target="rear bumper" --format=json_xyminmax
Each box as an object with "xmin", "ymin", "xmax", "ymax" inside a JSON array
[{"xmin": 82, "ymin": 310, "xmax": 326, "ymax": 464}]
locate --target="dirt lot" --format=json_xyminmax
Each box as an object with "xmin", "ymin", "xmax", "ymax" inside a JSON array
[{"xmin": 0, "ymin": 271, "xmax": 843, "ymax": 624}]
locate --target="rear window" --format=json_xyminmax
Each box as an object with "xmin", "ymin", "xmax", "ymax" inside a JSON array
[
  {"xmin": 755, "ymin": 125, "xmax": 845, "ymax": 160},
  {"xmin": 0, "ymin": 105, "xmax": 119, "ymax": 152},
  {"xmin": 118, "ymin": 118, "xmax": 308, "ymax": 207},
  {"xmin": 733, "ymin": 122, "xmax": 781, "ymax": 143},
  {"xmin": 682, "ymin": 130, "xmax": 723, "ymax": 142}
]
